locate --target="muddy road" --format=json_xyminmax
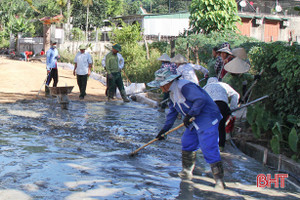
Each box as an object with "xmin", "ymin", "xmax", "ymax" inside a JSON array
[{"xmin": 0, "ymin": 99, "xmax": 299, "ymax": 200}]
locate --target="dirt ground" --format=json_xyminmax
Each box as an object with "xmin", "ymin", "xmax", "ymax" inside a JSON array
[{"xmin": 0, "ymin": 56, "xmax": 107, "ymax": 103}]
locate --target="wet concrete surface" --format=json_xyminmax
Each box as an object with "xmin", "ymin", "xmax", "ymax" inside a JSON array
[{"xmin": 0, "ymin": 98, "xmax": 299, "ymax": 199}]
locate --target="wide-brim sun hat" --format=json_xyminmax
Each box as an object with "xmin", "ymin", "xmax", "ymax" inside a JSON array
[
  {"xmin": 224, "ymin": 57, "xmax": 250, "ymax": 74},
  {"xmin": 171, "ymin": 54, "xmax": 188, "ymax": 64},
  {"xmin": 79, "ymin": 44, "xmax": 86, "ymax": 50},
  {"xmin": 217, "ymin": 47, "xmax": 233, "ymax": 55},
  {"xmin": 220, "ymin": 42, "xmax": 230, "ymax": 49},
  {"xmin": 147, "ymin": 67, "xmax": 181, "ymax": 88},
  {"xmin": 157, "ymin": 53, "xmax": 171, "ymax": 62},
  {"xmin": 112, "ymin": 43, "xmax": 121, "ymax": 52},
  {"xmin": 232, "ymin": 48, "xmax": 247, "ymax": 60}
]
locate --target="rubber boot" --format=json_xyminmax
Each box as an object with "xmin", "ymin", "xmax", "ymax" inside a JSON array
[
  {"xmin": 178, "ymin": 151, "xmax": 196, "ymax": 180},
  {"xmin": 45, "ymin": 85, "xmax": 50, "ymax": 97},
  {"xmin": 120, "ymin": 90, "xmax": 130, "ymax": 102},
  {"xmin": 210, "ymin": 161, "xmax": 226, "ymax": 190}
]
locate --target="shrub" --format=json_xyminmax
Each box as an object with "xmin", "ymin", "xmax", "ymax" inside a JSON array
[{"xmin": 246, "ymin": 42, "xmax": 300, "ymax": 161}]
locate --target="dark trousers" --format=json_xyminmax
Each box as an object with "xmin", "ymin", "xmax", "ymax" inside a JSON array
[
  {"xmin": 105, "ymin": 73, "xmax": 116, "ymax": 97},
  {"xmin": 107, "ymin": 72, "xmax": 126, "ymax": 99},
  {"xmin": 46, "ymin": 68, "xmax": 58, "ymax": 87},
  {"xmin": 77, "ymin": 74, "xmax": 88, "ymax": 97},
  {"xmin": 215, "ymin": 101, "xmax": 231, "ymax": 148}
]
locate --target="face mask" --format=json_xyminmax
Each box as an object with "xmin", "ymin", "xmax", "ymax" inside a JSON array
[{"xmin": 52, "ymin": 45, "xmax": 57, "ymax": 49}]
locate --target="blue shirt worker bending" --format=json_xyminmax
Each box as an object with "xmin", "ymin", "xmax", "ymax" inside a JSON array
[
  {"xmin": 45, "ymin": 41, "xmax": 60, "ymax": 96},
  {"xmin": 147, "ymin": 67, "xmax": 226, "ymax": 190},
  {"xmin": 73, "ymin": 44, "xmax": 93, "ymax": 100}
]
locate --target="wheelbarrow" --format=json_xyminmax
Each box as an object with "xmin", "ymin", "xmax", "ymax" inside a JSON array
[{"xmin": 48, "ymin": 86, "xmax": 74, "ymax": 109}]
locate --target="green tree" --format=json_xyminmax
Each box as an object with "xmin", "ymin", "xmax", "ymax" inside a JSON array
[
  {"xmin": 56, "ymin": 0, "xmax": 67, "ymax": 15},
  {"xmin": 189, "ymin": 0, "xmax": 241, "ymax": 34},
  {"xmin": 106, "ymin": 0, "xmax": 124, "ymax": 17}
]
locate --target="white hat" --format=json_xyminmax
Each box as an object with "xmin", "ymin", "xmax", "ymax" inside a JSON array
[
  {"xmin": 232, "ymin": 48, "xmax": 247, "ymax": 60},
  {"xmin": 217, "ymin": 47, "xmax": 232, "ymax": 55},
  {"xmin": 224, "ymin": 57, "xmax": 250, "ymax": 74},
  {"xmin": 157, "ymin": 53, "xmax": 171, "ymax": 62},
  {"xmin": 171, "ymin": 54, "xmax": 188, "ymax": 64},
  {"xmin": 207, "ymin": 77, "xmax": 218, "ymax": 84}
]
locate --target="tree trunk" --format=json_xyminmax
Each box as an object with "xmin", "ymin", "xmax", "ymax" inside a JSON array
[
  {"xmin": 86, "ymin": 5, "xmax": 89, "ymax": 41},
  {"xmin": 43, "ymin": 24, "xmax": 51, "ymax": 52},
  {"xmin": 66, "ymin": 0, "xmax": 71, "ymax": 40},
  {"xmin": 170, "ymin": 38, "xmax": 176, "ymax": 58},
  {"xmin": 144, "ymin": 35, "xmax": 149, "ymax": 60}
]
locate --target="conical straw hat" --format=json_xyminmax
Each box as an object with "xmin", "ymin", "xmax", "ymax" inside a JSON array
[
  {"xmin": 171, "ymin": 54, "xmax": 188, "ymax": 64},
  {"xmin": 224, "ymin": 57, "xmax": 250, "ymax": 74},
  {"xmin": 232, "ymin": 48, "xmax": 247, "ymax": 60},
  {"xmin": 157, "ymin": 53, "xmax": 171, "ymax": 62}
]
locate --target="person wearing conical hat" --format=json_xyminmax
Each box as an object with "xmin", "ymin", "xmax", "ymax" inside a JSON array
[
  {"xmin": 101, "ymin": 43, "xmax": 130, "ymax": 102},
  {"xmin": 147, "ymin": 67, "xmax": 225, "ymax": 189},
  {"xmin": 222, "ymin": 58, "xmax": 255, "ymax": 103},
  {"xmin": 73, "ymin": 44, "xmax": 93, "ymax": 100},
  {"xmin": 171, "ymin": 54, "xmax": 208, "ymax": 85}
]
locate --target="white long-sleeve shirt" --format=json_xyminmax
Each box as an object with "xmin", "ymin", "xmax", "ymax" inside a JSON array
[
  {"xmin": 203, "ymin": 78, "xmax": 240, "ymax": 110},
  {"xmin": 176, "ymin": 63, "xmax": 209, "ymax": 85}
]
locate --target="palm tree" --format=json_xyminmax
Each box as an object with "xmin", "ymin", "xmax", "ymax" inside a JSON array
[{"xmin": 83, "ymin": 0, "xmax": 93, "ymax": 41}]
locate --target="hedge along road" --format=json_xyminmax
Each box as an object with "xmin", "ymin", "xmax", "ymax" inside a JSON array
[{"xmin": 0, "ymin": 56, "xmax": 299, "ymax": 199}]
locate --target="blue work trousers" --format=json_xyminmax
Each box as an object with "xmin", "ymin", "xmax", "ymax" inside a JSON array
[{"xmin": 181, "ymin": 123, "xmax": 221, "ymax": 164}]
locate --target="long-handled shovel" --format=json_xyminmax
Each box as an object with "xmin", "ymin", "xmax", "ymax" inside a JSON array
[
  {"xmin": 130, "ymin": 117, "xmax": 194, "ymax": 156},
  {"xmin": 37, "ymin": 69, "xmax": 52, "ymax": 97}
]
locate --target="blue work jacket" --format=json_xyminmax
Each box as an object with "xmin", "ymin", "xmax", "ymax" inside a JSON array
[
  {"xmin": 162, "ymin": 79, "xmax": 222, "ymax": 133},
  {"xmin": 46, "ymin": 48, "xmax": 59, "ymax": 70}
]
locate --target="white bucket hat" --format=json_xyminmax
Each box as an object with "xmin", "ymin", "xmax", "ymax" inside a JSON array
[
  {"xmin": 206, "ymin": 77, "xmax": 218, "ymax": 84},
  {"xmin": 171, "ymin": 54, "xmax": 188, "ymax": 64},
  {"xmin": 157, "ymin": 53, "xmax": 171, "ymax": 62},
  {"xmin": 224, "ymin": 57, "xmax": 250, "ymax": 74},
  {"xmin": 232, "ymin": 48, "xmax": 247, "ymax": 60},
  {"xmin": 217, "ymin": 47, "xmax": 233, "ymax": 55},
  {"xmin": 147, "ymin": 67, "xmax": 181, "ymax": 88}
]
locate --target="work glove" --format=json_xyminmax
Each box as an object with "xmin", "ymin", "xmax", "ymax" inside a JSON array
[
  {"xmin": 156, "ymin": 129, "xmax": 167, "ymax": 140},
  {"xmin": 183, "ymin": 114, "xmax": 193, "ymax": 128},
  {"xmin": 108, "ymin": 73, "xmax": 113, "ymax": 79}
]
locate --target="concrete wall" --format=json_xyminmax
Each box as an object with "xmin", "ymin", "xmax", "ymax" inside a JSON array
[
  {"xmin": 287, "ymin": 16, "xmax": 300, "ymax": 42},
  {"xmin": 58, "ymin": 41, "xmax": 111, "ymax": 58},
  {"xmin": 18, "ymin": 37, "xmax": 43, "ymax": 54}
]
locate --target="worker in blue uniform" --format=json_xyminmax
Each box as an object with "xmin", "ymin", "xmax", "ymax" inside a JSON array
[{"xmin": 147, "ymin": 67, "xmax": 226, "ymax": 189}]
